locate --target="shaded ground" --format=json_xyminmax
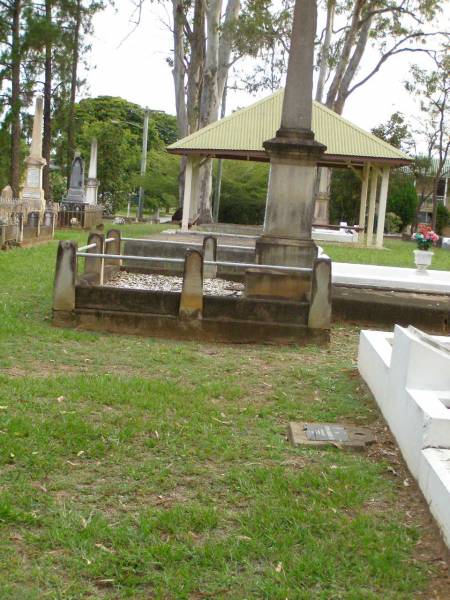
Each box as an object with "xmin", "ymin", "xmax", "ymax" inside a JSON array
[{"xmin": 0, "ymin": 225, "xmax": 449, "ymax": 598}]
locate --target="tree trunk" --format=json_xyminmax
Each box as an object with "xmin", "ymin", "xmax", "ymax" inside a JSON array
[
  {"xmin": 315, "ymin": 0, "xmax": 334, "ymax": 103},
  {"xmin": 43, "ymin": 0, "xmax": 53, "ymax": 202},
  {"xmin": 66, "ymin": 0, "xmax": 81, "ymax": 185},
  {"xmin": 333, "ymin": 14, "xmax": 372, "ymax": 114},
  {"xmin": 325, "ymin": 0, "xmax": 364, "ymax": 110},
  {"xmin": 186, "ymin": 0, "xmax": 205, "ymax": 134},
  {"xmin": 172, "ymin": 0, "xmax": 188, "ymax": 139},
  {"xmin": 10, "ymin": 0, "xmax": 22, "ymax": 198},
  {"xmin": 197, "ymin": 0, "xmax": 241, "ymax": 222}
]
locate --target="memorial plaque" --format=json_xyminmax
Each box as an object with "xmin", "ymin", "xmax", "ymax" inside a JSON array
[
  {"xmin": 288, "ymin": 422, "xmax": 375, "ymax": 451},
  {"xmin": 305, "ymin": 424, "xmax": 349, "ymax": 442}
]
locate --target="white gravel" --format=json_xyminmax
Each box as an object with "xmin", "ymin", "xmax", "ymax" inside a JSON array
[{"xmin": 105, "ymin": 271, "xmax": 244, "ymax": 297}]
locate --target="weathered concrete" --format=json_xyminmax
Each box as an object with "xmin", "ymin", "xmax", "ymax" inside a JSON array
[
  {"xmin": 53, "ymin": 241, "xmax": 77, "ymax": 312},
  {"xmin": 105, "ymin": 229, "xmax": 121, "ymax": 270},
  {"xmin": 256, "ymin": 0, "xmax": 326, "ymax": 269},
  {"xmin": 309, "ymin": 258, "xmax": 332, "ymax": 329},
  {"xmin": 56, "ymin": 283, "xmax": 325, "ymax": 344},
  {"xmin": 245, "ymin": 268, "xmax": 311, "ymax": 302},
  {"xmin": 333, "ymin": 286, "xmax": 450, "ymax": 333},
  {"xmin": 202, "ymin": 236, "xmax": 217, "ymax": 278},
  {"xmin": 84, "ymin": 233, "xmax": 105, "ymax": 284},
  {"xmin": 179, "ymin": 250, "xmax": 203, "ymax": 319}
]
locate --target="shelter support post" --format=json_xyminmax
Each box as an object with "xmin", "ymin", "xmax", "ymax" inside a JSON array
[
  {"xmin": 358, "ymin": 164, "xmax": 370, "ymax": 243},
  {"xmin": 181, "ymin": 158, "xmax": 193, "ymax": 231},
  {"xmin": 181, "ymin": 156, "xmax": 200, "ymax": 231},
  {"xmin": 366, "ymin": 168, "xmax": 379, "ymax": 247},
  {"xmin": 376, "ymin": 167, "xmax": 390, "ymax": 248}
]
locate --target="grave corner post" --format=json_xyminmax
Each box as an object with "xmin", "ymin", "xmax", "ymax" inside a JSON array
[
  {"xmin": 105, "ymin": 228, "xmax": 122, "ymax": 276},
  {"xmin": 308, "ymin": 256, "xmax": 332, "ymax": 330},
  {"xmin": 179, "ymin": 249, "xmax": 204, "ymax": 319},
  {"xmin": 84, "ymin": 232, "xmax": 105, "ymax": 285},
  {"xmin": 202, "ymin": 235, "xmax": 217, "ymax": 279},
  {"xmin": 53, "ymin": 240, "xmax": 77, "ymax": 323},
  {"xmin": 17, "ymin": 212, "xmax": 24, "ymax": 244}
]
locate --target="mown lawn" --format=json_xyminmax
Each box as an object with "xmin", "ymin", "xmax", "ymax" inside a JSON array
[
  {"xmin": 322, "ymin": 238, "xmax": 450, "ymax": 271},
  {"xmin": 0, "ymin": 226, "xmax": 449, "ymax": 599}
]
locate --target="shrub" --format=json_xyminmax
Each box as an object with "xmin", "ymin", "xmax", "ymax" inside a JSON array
[
  {"xmin": 385, "ymin": 212, "xmax": 402, "ymax": 233},
  {"xmin": 436, "ymin": 203, "xmax": 450, "ymax": 235}
]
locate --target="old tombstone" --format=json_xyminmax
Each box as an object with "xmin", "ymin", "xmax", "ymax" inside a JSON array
[
  {"xmin": 288, "ymin": 422, "xmax": 375, "ymax": 450},
  {"xmin": 66, "ymin": 153, "xmax": 86, "ymax": 203},
  {"xmin": 179, "ymin": 250, "xmax": 203, "ymax": 319},
  {"xmin": 21, "ymin": 96, "xmax": 46, "ymax": 215}
]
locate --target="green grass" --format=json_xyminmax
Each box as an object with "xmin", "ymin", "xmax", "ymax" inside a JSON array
[
  {"xmin": 323, "ymin": 238, "xmax": 450, "ymax": 271},
  {"xmin": 0, "ymin": 225, "xmax": 448, "ymax": 598}
]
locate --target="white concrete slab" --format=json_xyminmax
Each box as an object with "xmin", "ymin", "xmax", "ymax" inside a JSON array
[
  {"xmin": 333, "ymin": 262, "xmax": 450, "ymax": 294},
  {"xmin": 420, "ymin": 449, "xmax": 450, "ymax": 548},
  {"xmin": 312, "ymin": 228, "xmax": 358, "ymax": 244},
  {"xmin": 358, "ymin": 326, "xmax": 450, "ymax": 548}
]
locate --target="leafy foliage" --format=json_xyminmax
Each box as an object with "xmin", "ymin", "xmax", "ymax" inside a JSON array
[
  {"xmin": 387, "ymin": 172, "xmax": 418, "ymax": 229},
  {"xmin": 329, "ymin": 169, "xmax": 361, "ymax": 224},
  {"xmin": 371, "ymin": 112, "xmax": 413, "ymax": 151},
  {"xmin": 218, "ymin": 160, "xmax": 268, "ymax": 224}
]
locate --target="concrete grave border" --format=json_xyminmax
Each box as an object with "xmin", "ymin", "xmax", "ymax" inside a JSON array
[{"xmin": 358, "ymin": 325, "xmax": 450, "ymax": 547}]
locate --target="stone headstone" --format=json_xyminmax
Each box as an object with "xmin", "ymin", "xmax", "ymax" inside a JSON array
[{"xmin": 66, "ymin": 153, "xmax": 86, "ymax": 203}]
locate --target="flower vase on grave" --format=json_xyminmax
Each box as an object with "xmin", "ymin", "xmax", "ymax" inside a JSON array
[
  {"xmin": 413, "ymin": 249, "xmax": 434, "ymax": 273},
  {"xmin": 413, "ymin": 225, "xmax": 439, "ymax": 274}
]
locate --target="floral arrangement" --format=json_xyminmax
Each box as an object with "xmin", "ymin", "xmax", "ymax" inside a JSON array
[{"xmin": 413, "ymin": 225, "xmax": 439, "ymax": 251}]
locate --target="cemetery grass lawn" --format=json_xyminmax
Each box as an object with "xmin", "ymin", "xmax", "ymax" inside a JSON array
[
  {"xmin": 323, "ymin": 238, "xmax": 450, "ymax": 271},
  {"xmin": 0, "ymin": 228, "xmax": 449, "ymax": 599}
]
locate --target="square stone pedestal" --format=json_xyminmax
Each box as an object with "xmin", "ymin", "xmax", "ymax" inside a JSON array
[{"xmin": 255, "ymin": 235, "xmax": 318, "ymax": 269}]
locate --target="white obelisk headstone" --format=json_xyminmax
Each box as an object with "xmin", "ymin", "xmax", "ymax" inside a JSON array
[
  {"xmin": 21, "ymin": 96, "xmax": 46, "ymax": 214},
  {"xmin": 86, "ymin": 138, "xmax": 99, "ymax": 205}
]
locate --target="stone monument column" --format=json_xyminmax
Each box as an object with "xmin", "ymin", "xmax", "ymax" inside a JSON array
[
  {"xmin": 256, "ymin": 0, "xmax": 326, "ymax": 268},
  {"xmin": 86, "ymin": 138, "xmax": 99, "ymax": 205},
  {"xmin": 21, "ymin": 96, "xmax": 47, "ymax": 214}
]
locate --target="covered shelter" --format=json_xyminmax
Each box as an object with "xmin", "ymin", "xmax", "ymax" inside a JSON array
[{"xmin": 167, "ymin": 89, "xmax": 412, "ymax": 248}]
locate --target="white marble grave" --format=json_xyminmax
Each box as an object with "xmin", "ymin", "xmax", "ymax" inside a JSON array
[{"xmin": 358, "ymin": 325, "xmax": 450, "ymax": 547}]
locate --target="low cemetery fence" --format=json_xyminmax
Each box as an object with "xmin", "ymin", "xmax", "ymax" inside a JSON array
[
  {"xmin": 57, "ymin": 204, "xmax": 103, "ymax": 230},
  {"xmin": 52, "ymin": 229, "xmax": 332, "ymax": 344},
  {"xmin": 1, "ymin": 202, "xmax": 56, "ymax": 248}
]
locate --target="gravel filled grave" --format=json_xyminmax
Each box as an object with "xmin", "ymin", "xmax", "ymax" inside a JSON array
[{"xmin": 105, "ymin": 271, "xmax": 244, "ymax": 296}]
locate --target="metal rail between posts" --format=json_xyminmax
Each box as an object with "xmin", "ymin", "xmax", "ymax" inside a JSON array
[
  {"xmin": 76, "ymin": 251, "xmax": 312, "ymax": 273},
  {"xmin": 178, "ymin": 231, "xmax": 259, "ymax": 240},
  {"xmin": 121, "ymin": 237, "xmax": 252, "ymax": 251},
  {"xmin": 78, "ymin": 238, "xmax": 116, "ymax": 253}
]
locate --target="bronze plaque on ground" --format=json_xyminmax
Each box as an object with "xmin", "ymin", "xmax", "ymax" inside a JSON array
[{"xmin": 288, "ymin": 422, "xmax": 375, "ymax": 451}]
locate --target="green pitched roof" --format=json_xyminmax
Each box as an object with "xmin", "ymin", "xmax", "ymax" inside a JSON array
[{"xmin": 168, "ymin": 89, "xmax": 411, "ymax": 164}]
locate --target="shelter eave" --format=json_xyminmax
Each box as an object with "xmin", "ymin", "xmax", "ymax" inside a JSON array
[{"xmin": 166, "ymin": 147, "xmax": 413, "ymax": 168}]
